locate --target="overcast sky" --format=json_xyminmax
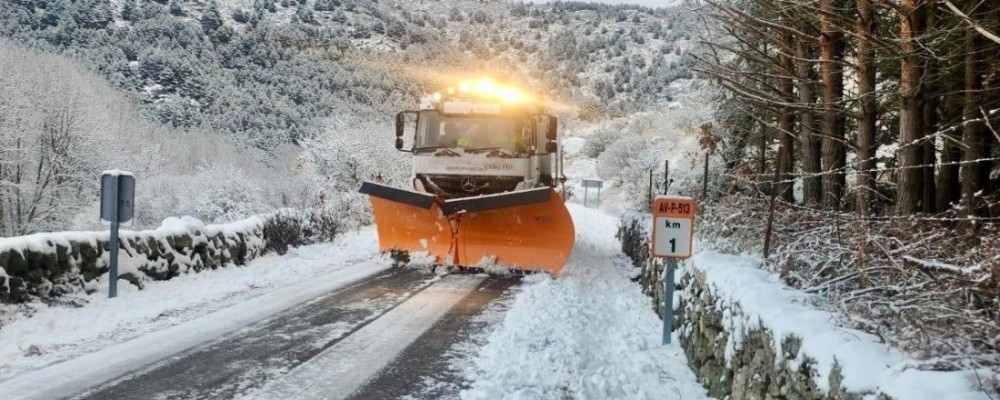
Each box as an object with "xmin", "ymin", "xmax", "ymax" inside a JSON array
[{"xmin": 525, "ymin": 0, "xmax": 682, "ymax": 9}]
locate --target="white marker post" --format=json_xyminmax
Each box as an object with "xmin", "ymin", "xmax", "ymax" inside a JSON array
[{"xmin": 651, "ymin": 195, "xmax": 695, "ymax": 345}]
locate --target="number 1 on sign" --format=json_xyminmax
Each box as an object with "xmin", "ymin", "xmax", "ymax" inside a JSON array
[{"xmin": 652, "ymin": 216, "xmax": 692, "ymax": 258}]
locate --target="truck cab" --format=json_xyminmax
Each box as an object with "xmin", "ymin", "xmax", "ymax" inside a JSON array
[{"xmin": 395, "ymin": 85, "xmax": 560, "ymax": 200}]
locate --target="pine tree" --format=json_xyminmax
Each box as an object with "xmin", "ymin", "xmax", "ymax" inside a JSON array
[
  {"xmin": 169, "ymin": 0, "xmax": 184, "ymax": 17},
  {"xmin": 201, "ymin": 1, "xmax": 224, "ymax": 32}
]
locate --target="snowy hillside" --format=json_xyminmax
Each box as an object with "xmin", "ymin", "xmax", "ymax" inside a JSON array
[
  {"xmin": 560, "ymin": 79, "xmax": 717, "ymax": 213},
  {"xmin": 1, "ymin": 0, "xmax": 702, "ymax": 144},
  {"xmin": 0, "ymin": 0, "xmax": 707, "ymax": 233}
]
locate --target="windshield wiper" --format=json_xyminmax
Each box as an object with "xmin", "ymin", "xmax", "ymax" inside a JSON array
[
  {"xmin": 463, "ymin": 147, "xmax": 502, "ymax": 153},
  {"xmin": 413, "ymin": 145, "xmax": 453, "ymax": 154},
  {"xmin": 466, "ymin": 147, "xmax": 516, "ymax": 158},
  {"xmin": 435, "ymin": 148, "xmax": 461, "ymax": 157}
]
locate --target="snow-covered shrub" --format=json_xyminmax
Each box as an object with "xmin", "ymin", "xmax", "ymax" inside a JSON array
[
  {"xmin": 597, "ymin": 135, "xmax": 661, "ymax": 209},
  {"xmin": 262, "ymin": 208, "xmax": 341, "ymax": 256},
  {"xmin": 581, "ymin": 128, "xmax": 621, "ymax": 158},
  {"xmin": 696, "ymin": 195, "xmax": 1000, "ymax": 379},
  {"xmin": 263, "ymin": 210, "xmax": 304, "ymax": 256},
  {"xmin": 303, "ymin": 209, "xmax": 339, "ymax": 243},
  {"xmin": 321, "ymin": 191, "xmax": 373, "ymax": 232},
  {"xmin": 175, "ymin": 165, "xmax": 271, "ymax": 224}
]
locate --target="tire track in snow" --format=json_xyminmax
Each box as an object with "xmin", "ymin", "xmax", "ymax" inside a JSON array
[
  {"xmin": 73, "ymin": 267, "xmax": 434, "ymax": 400},
  {"xmin": 345, "ymin": 276, "xmax": 520, "ymax": 400},
  {"xmin": 244, "ymin": 274, "xmax": 489, "ymax": 400}
]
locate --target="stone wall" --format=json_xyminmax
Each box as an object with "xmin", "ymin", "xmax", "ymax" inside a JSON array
[
  {"xmin": 617, "ymin": 214, "xmax": 886, "ymax": 400},
  {"xmin": 0, "ymin": 209, "xmax": 338, "ymax": 304}
]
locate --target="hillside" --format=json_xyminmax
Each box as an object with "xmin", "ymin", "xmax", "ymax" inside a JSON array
[
  {"xmin": 0, "ymin": 0, "xmax": 701, "ymax": 147},
  {"xmin": 0, "ymin": 0, "xmax": 705, "ymax": 234}
]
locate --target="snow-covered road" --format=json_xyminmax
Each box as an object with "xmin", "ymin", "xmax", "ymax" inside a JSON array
[
  {"xmin": 0, "ymin": 227, "xmax": 382, "ymax": 383},
  {"xmin": 456, "ymin": 204, "xmax": 711, "ymax": 400},
  {"xmin": 248, "ymin": 275, "xmax": 488, "ymax": 400},
  {"xmin": 0, "ymin": 204, "xmax": 711, "ymax": 400}
]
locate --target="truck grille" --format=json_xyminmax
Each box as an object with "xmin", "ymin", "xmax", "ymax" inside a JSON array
[{"xmin": 418, "ymin": 174, "xmax": 523, "ymax": 199}]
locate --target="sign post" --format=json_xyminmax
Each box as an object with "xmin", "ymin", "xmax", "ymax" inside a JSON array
[
  {"xmin": 581, "ymin": 179, "xmax": 603, "ymax": 208},
  {"xmin": 651, "ymin": 195, "xmax": 696, "ymax": 345},
  {"xmin": 100, "ymin": 171, "xmax": 135, "ymax": 299}
]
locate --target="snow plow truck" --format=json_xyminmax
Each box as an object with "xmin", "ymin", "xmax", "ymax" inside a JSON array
[{"xmin": 359, "ymin": 79, "xmax": 575, "ymax": 275}]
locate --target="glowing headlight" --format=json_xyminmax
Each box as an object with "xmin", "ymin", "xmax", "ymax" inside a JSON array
[
  {"xmin": 499, "ymin": 89, "xmax": 523, "ymax": 103},
  {"xmin": 445, "ymin": 79, "xmax": 531, "ymax": 104}
]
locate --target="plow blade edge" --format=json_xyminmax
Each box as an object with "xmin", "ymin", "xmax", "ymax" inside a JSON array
[
  {"xmin": 440, "ymin": 187, "xmax": 552, "ymax": 215},
  {"xmin": 456, "ymin": 189, "xmax": 575, "ymax": 276},
  {"xmin": 359, "ymin": 182, "xmax": 452, "ymax": 262}
]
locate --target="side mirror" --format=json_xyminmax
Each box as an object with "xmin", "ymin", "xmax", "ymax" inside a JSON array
[
  {"xmin": 395, "ymin": 112, "xmax": 406, "ymax": 138},
  {"xmin": 545, "ymin": 115, "xmax": 558, "ymax": 141},
  {"xmin": 545, "ymin": 141, "xmax": 557, "ymax": 153},
  {"xmin": 395, "ymin": 111, "xmax": 419, "ymax": 152}
]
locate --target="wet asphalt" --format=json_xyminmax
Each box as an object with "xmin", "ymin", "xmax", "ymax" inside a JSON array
[{"xmin": 70, "ymin": 268, "xmax": 518, "ymax": 400}]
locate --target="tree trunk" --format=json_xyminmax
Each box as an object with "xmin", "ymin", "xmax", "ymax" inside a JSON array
[
  {"xmin": 856, "ymin": 0, "xmax": 877, "ymax": 215},
  {"xmin": 778, "ymin": 31, "xmax": 795, "ymax": 202},
  {"xmin": 937, "ymin": 62, "xmax": 964, "ymax": 211},
  {"xmin": 820, "ymin": 0, "xmax": 846, "ymax": 210},
  {"xmin": 758, "ymin": 119, "xmax": 767, "ymax": 178},
  {"xmin": 795, "ymin": 40, "xmax": 821, "ymax": 205},
  {"xmin": 724, "ymin": 115, "xmax": 753, "ymax": 172},
  {"xmin": 921, "ymin": 2, "xmax": 938, "ymax": 214},
  {"xmin": 897, "ymin": 0, "xmax": 926, "ymax": 214},
  {"xmin": 981, "ymin": 7, "xmax": 1000, "ymax": 214},
  {"xmin": 961, "ymin": 10, "xmax": 987, "ymax": 217}
]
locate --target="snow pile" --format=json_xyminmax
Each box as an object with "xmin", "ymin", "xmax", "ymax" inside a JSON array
[
  {"xmin": 460, "ymin": 204, "xmax": 710, "ymax": 400},
  {"xmin": 0, "ymin": 228, "xmax": 379, "ymax": 382},
  {"xmin": 689, "ymin": 249, "xmax": 994, "ymax": 399}
]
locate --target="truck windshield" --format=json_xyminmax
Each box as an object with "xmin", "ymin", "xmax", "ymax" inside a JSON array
[{"xmin": 415, "ymin": 111, "xmax": 525, "ymax": 153}]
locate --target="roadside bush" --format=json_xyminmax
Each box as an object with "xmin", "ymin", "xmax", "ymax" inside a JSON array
[
  {"xmin": 597, "ymin": 135, "xmax": 660, "ymax": 209},
  {"xmin": 699, "ymin": 195, "xmax": 1000, "ymax": 375},
  {"xmin": 303, "ymin": 209, "xmax": 339, "ymax": 243},
  {"xmin": 262, "ymin": 210, "xmax": 303, "ymax": 255},
  {"xmin": 581, "ymin": 129, "xmax": 620, "ymax": 158},
  {"xmin": 262, "ymin": 209, "xmax": 341, "ymax": 255}
]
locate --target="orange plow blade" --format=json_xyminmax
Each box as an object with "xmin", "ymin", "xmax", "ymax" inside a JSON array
[
  {"xmin": 452, "ymin": 189, "xmax": 575, "ymax": 275},
  {"xmin": 361, "ymin": 182, "xmax": 453, "ymax": 263},
  {"xmin": 360, "ymin": 183, "xmax": 575, "ymax": 275}
]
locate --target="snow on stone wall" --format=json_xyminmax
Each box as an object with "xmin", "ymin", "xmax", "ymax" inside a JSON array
[
  {"xmin": 617, "ymin": 214, "xmax": 993, "ymax": 400},
  {"xmin": 0, "ymin": 210, "xmax": 338, "ymax": 304}
]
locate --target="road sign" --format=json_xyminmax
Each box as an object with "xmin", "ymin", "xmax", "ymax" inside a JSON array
[
  {"xmin": 581, "ymin": 179, "xmax": 603, "ymax": 207},
  {"xmin": 101, "ymin": 171, "xmax": 135, "ymax": 227},
  {"xmin": 651, "ymin": 195, "xmax": 695, "ymax": 258},
  {"xmin": 100, "ymin": 170, "xmax": 135, "ymax": 298},
  {"xmin": 650, "ymin": 195, "xmax": 696, "ymax": 346}
]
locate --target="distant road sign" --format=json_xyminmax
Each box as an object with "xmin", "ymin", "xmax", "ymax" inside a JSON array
[
  {"xmin": 101, "ymin": 171, "xmax": 135, "ymax": 227},
  {"xmin": 651, "ymin": 195, "xmax": 695, "ymax": 259},
  {"xmin": 100, "ymin": 170, "xmax": 135, "ymax": 299},
  {"xmin": 581, "ymin": 179, "xmax": 603, "ymax": 189}
]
